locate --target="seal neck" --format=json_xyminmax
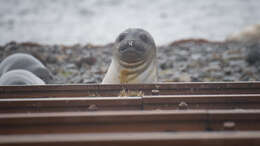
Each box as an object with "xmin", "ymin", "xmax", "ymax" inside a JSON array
[{"xmin": 115, "ymin": 56, "xmax": 157, "ymax": 83}]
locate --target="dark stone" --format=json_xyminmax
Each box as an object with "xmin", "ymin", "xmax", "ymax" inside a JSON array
[
  {"xmin": 76, "ymin": 56, "xmax": 97, "ymax": 67},
  {"xmin": 160, "ymin": 62, "xmax": 173, "ymax": 70},
  {"xmin": 246, "ymin": 43, "xmax": 260, "ymax": 65}
]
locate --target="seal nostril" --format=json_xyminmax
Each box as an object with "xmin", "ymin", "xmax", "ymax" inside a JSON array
[{"xmin": 128, "ymin": 40, "xmax": 135, "ymax": 47}]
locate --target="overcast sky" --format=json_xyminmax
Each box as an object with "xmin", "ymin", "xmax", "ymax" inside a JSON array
[{"xmin": 0, "ymin": 0, "xmax": 259, "ymax": 45}]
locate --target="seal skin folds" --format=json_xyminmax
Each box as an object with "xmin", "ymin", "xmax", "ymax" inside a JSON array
[
  {"xmin": 0, "ymin": 53, "xmax": 53, "ymax": 83},
  {"xmin": 102, "ymin": 28, "xmax": 158, "ymax": 84},
  {"xmin": 0, "ymin": 69, "xmax": 45, "ymax": 85}
]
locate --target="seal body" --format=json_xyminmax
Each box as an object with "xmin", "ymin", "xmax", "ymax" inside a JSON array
[
  {"xmin": 102, "ymin": 28, "xmax": 158, "ymax": 84},
  {"xmin": 226, "ymin": 24, "xmax": 260, "ymax": 43},
  {"xmin": 0, "ymin": 53, "xmax": 53, "ymax": 83},
  {"xmin": 0, "ymin": 69, "xmax": 45, "ymax": 85}
]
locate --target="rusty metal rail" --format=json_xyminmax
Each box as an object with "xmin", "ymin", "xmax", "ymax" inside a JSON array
[
  {"xmin": 1, "ymin": 82, "xmax": 260, "ymax": 98},
  {"xmin": 143, "ymin": 94, "xmax": 260, "ymax": 110},
  {"xmin": 0, "ymin": 110, "xmax": 259, "ymax": 134},
  {"xmin": 0, "ymin": 97, "xmax": 141, "ymax": 113},
  {"xmin": 1, "ymin": 94, "xmax": 260, "ymax": 113},
  {"xmin": 1, "ymin": 82, "xmax": 260, "ymax": 146},
  {"xmin": 1, "ymin": 131, "xmax": 260, "ymax": 146}
]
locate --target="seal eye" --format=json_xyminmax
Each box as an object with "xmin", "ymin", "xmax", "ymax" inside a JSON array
[
  {"xmin": 117, "ymin": 34, "xmax": 126, "ymax": 42},
  {"xmin": 139, "ymin": 34, "xmax": 149, "ymax": 43}
]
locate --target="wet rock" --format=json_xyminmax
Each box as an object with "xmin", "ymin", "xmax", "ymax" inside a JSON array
[
  {"xmin": 179, "ymin": 73, "xmax": 191, "ymax": 82},
  {"xmin": 46, "ymin": 55, "xmax": 57, "ymax": 63},
  {"xmin": 175, "ymin": 55, "xmax": 187, "ymax": 62},
  {"xmin": 160, "ymin": 62, "xmax": 173, "ymax": 70},
  {"xmin": 65, "ymin": 63, "xmax": 77, "ymax": 69},
  {"xmin": 246, "ymin": 43, "xmax": 260, "ymax": 65},
  {"xmin": 229, "ymin": 60, "xmax": 246, "ymax": 67},
  {"xmin": 191, "ymin": 73, "xmax": 201, "ymax": 82},
  {"xmin": 3, "ymin": 41, "xmax": 18, "ymax": 52},
  {"xmin": 191, "ymin": 53, "xmax": 201, "ymax": 60},
  {"xmin": 76, "ymin": 56, "xmax": 97, "ymax": 67},
  {"xmin": 71, "ymin": 76, "xmax": 83, "ymax": 83},
  {"xmin": 224, "ymin": 68, "xmax": 232, "ymax": 75},
  {"xmin": 204, "ymin": 62, "xmax": 221, "ymax": 72}
]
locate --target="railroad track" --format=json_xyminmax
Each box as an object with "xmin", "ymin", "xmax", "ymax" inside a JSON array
[
  {"xmin": 0, "ymin": 110, "xmax": 259, "ymax": 134},
  {"xmin": 1, "ymin": 82, "xmax": 260, "ymax": 98},
  {"xmin": 0, "ymin": 94, "xmax": 260, "ymax": 113},
  {"xmin": 0, "ymin": 82, "xmax": 260, "ymax": 146},
  {"xmin": 1, "ymin": 132, "xmax": 260, "ymax": 146}
]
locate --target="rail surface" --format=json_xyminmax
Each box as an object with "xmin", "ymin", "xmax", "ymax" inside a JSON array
[
  {"xmin": 1, "ymin": 82, "xmax": 260, "ymax": 98},
  {"xmin": 1, "ymin": 94, "xmax": 260, "ymax": 113},
  {"xmin": 0, "ymin": 110, "xmax": 259, "ymax": 134},
  {"xmin": 0, "ymin": 131, "xmax": 260, "ymax": 146}
]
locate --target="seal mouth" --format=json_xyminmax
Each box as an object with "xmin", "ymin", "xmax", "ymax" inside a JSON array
[
  {"xmin": 119, "ymin": 47, "xmax": 145, "ymax": 63},
  {"xmin": 119, "ymin": 45, "xmax": 145, "ymax": 53}
]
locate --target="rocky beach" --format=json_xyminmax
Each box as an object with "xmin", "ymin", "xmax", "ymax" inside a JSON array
[{"xmin": 1, "ymin": 39, "xmax": 259, "ymax": 84}]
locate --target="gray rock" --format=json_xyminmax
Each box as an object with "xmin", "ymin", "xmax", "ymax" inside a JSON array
[{"xmin": 246, "ymin": 43, "xmax": 260, "ymax": 65}]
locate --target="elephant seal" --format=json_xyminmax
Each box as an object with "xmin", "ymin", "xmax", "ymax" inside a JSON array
[
  {"xmin": 226, "ymin": 24, "xmax": 260, "ymax": 43},
  {"xmin": 0, "ymin": 53, "xmax": 53, "ymax": 83},
  {"xmin": 102, "ymin": 28, "xmax": 158, "ymax": 84},
  {"xmin": 0, "ymin": 69, "xmax": 45, "ymax": 85}
]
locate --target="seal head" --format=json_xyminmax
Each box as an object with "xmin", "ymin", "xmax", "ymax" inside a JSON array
[
  {"xmin": 102, "ymin": 28, "xmax": 158, "ymax": 84},
  {"xmin": 114, "ymin": 28, "xmax": 156, "ymax": 65}
]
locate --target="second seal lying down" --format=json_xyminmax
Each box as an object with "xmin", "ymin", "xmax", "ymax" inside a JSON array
[
  {"xmin": 102, "ymin": 28, "xmax": 158, "ymax": 84},
  {"xmin": 0, "ymin": 53, "xmax": 53, "ymax": 84},
  {"xmin": 0, "ymin": 70, "xmax": 45, "ymax": 85}
]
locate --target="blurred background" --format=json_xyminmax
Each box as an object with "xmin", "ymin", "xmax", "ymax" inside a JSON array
[
  {"xmin": 0, "ymin": 0, "xmax": 260, "ymax": 84},
  {"xmin": 0, "ymin": 0, "xmax": 260, "ymax": 45}
]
